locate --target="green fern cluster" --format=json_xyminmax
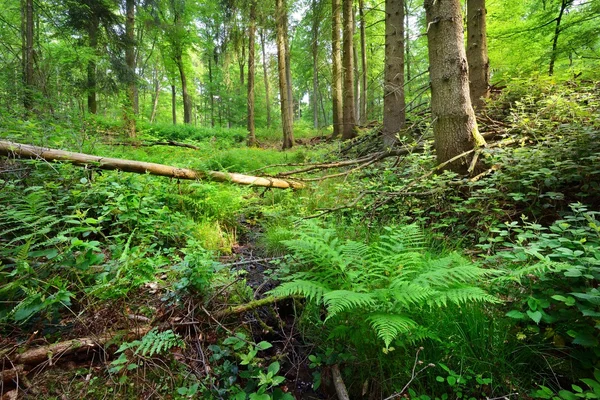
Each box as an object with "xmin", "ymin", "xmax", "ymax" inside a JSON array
[
  {"xmin": 117, "ymin": 328, "xmax": 185, "ymax": 357},
  {"xmin": 269, "ymin": 224, "xmax": 500, "ymax": 348}
]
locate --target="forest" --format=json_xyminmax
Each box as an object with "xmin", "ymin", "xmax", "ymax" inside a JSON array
[{"xmin": 0, "ymin": 0, "xmax": 600, "ymax": 398}]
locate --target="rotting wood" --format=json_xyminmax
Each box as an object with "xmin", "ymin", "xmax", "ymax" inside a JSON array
[
  {"xmin": 1, "ymin": 365, "xmax": 23, "ymax": 385},
  {"xmin": 331, "ymin": 364, "xmax": 351, "ymax": 400},
  {"xmin": 0, "ymin": 141, "xmax": 305, "ymax": 189}
]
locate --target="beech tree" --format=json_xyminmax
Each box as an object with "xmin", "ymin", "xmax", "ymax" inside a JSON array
[
  {"xmin": 341, "ymin": 0, "xmax": 356, "ymax": 139},
  {"xmin": 21, "ymin": 0, "xmax": 34, "ymax": 111},
  {"xmin": 466, "ymin": 0, "xmax": 490, "ymax": 109},
  {"xmin": 383, "ymin": 0, "xmax": 406, "ymax": 146},
  {"xmin": 331, "ymin": 0, "xmax": 343, "ymax": 138},
  {"xmin": 424, "ymin": 0, "xmax": 486, "ymax": 173}
]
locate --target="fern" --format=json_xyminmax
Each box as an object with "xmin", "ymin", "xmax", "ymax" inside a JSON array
[
  {"xmin": 268, "ymin": 223, "xmax": 500, "ymax": 349},
  {"xmin": 117, "ymin": 328, "xmax": 185, "ymax": 357}
]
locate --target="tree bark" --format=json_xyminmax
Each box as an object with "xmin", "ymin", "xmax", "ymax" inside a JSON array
[
  {"xmin": 312, "ymin": 0, "xmax": 320, "ymax": 129},
  {"xmin": 124, "ymin": 0, "xmax": 137, "ymax": 137},
  {"xmin": 383, "ymin": 0, "xmax": 406, "ymax": 147},
  {"xmin": 176, "ymin": 54, "xmax": 192, "ymax": 124},
  {"xmin": 331, "ymin": 0, "xmax": 343, "ymax": 138},
  {"xmin": 171, "ymin": 84, "xmax": 177, "ymax": 124},
  {"xmin": 87, "ymin": 12, "xmax": 99, "ymax": 114},
  {"xmin": 466, "ymin": 0, "xmax": 490, "ymax": 109},
  {"xmin": 22, "ymin": 0, "xmax": 34, "ymax": 111},
  {"xmin": 276, "ymin": 0, "xmax": 294, "ymax": 149},
  {"xmin": 341, "ymin": 0, "xmax": 356, "ymax": 140},
  {"xmin": 0, "ymin": 141, "xmax": 306, "ymax": 189},
  {"xmin": 359, "ymin": 0, "xmax": 368, "ymax": 125},
  {"xmin": 247, "ymin": 1, "xmax": 257, "ymax": 146},
  {"xmin": 405, "ymin": 0, "xmax": 411, "ymax": 82},
  {"xmin": 424, "ymin": 0, "xmax": 486, "ymax": 173},
  {"xmin": 260, "ymin": 29, "xmax": 272, "ymax": 128},
  {"xmin": 150, "ymin": 68, "xmax": 161, "ymax": 123}
]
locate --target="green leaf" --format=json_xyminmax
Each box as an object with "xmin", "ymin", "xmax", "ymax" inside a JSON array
[
  {"xmin": 268, "ymin": 361, "xmax": 281, "ymax": 376},
  {"xmin": 256, "ymin": 341, "xmax": 273, "ymax": 351},
  {"xmin": 506, "ymin": 310, "xmax": 525, "ymax": 319},
  {"xmin": 447, "ymin": 376, "xmax": 457, "ymax": 386},
  {"xmin": 527, "ymin": 310, "xmax": 543, "ymax": 324}
]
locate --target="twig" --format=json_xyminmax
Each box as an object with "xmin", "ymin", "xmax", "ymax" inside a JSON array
[
  {"xmin": 383, "ymin": 347, "xmax": 435, "ymax": 400},
  {"xmin": 331, "ymin": 364, "xmax": 351, "ymax": 400}
]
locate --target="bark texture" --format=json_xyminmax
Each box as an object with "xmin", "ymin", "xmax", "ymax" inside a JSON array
[
  {"xmin": 341, "ymin": 0, "xmax": 356, "ymax": 139},
  {"xmin": 424, "ymin": 0, "xmax": 486, "ymax": 173},
  {"xmin": 311, "ymin": 0, "xmax": 320, "ymax": 129},
  {"xmin": 124, "ymin": 0, "xmax": 137, "ymax": 137},
  {"xmin": 276, "ymin": 0, "xmax": 294, "ymax": 149},
  {"xmin": 383, "ymin": 0, "xmax": 406, "ymax": 147},
  {"xmin": 359, "ymin": 0, "xmax": 368, "ymax": 125},
  {"xmin": 466, "ymin": 0, "xmax": 489, "ymax": 109},
  {"xmin": 176, "ymin": 55, "xmax": 192, "ymax": 124},
  {"xmin": 22, "ymin": 0, "xmax": 34, "ymax": 111},
  {"xmin": 331, "ymin": 0, "xmax": 343, "ymax": 138},
  {"xmin": 247, "ymin": 1, "xmax": 257, "ymax": 146},
  {"xmin": 87, "ymin": 13, "xmax": 99, "ymax": 114},
  {"xmin": 260, "ymin": 29, "xmax": 271, "ymax": 128},
  {"xmin": 0, "ymin": 141, "xmax": 306, "ymax": 189}
]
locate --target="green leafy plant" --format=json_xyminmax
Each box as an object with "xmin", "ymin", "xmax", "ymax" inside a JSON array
[{"xmin": 269, "ymin": 223, "xmax": 500, "ymax": 349}]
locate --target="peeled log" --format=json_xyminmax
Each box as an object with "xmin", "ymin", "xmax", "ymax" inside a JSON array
[{"xmin": 0, "ymin": 141, "xmax": 305, "ymax": 189}]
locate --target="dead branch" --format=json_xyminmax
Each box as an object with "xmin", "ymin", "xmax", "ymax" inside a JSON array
[
  {"xmin": 0, "ymin": 141, "xmax": 304, "ymax": 189},
  {"xmin": 331, "ymin": 364, "xmax": 351, "ymax": 400},
  {"xmin": 112, "ymin": 140, "xmax": 200, "ymax": 150},
  {"xmin": 214, "ymin": 295, "xmax": 294, "ymax": 318},
  {"xmin": 1, "ymin": 365, "xmax": 23, "ymax": 385}
]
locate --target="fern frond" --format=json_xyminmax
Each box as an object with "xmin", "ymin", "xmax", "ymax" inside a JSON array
[
  {"xmin": 431, "ymin": 287, "xmax": 501, "ymax": 307},
  {"xmin": 323, "ymin": 290, "xmax": 376, "ymax": 318},
  {"xmin": 385, "ymin": 282, "xmax": 438, "ymax": 308},
  {"xmin": 492, "ymin": 261, "xmax": 570, "ymax": 284},
  {"xmin": 135, "ymin": 328, "xmax": 185, "ymax": 357},
  {"xmin": 411, "ymin": 254, "xmax": 490, "ymax": 288},
  {"xmin": 367, "ymin": 313, "xmax": 418, "ymax": 348},
  {"xmin": 268, "ymin": 280, "xmax": 329, "ymax": 304}
]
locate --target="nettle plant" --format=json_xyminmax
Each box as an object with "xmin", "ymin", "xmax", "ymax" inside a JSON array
[
  {"xmin": 485, "ymin": 203, "xmax": 600, "ymax": 363},
  {"xmin": 269, "ymin": 223, "xmax": 500, "ymax": 349}
]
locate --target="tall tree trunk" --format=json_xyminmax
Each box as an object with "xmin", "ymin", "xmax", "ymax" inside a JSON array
[
  {"xmin": 359, "ymin": 0, "xmax": 367, "ymax": 125},
  {"xmin": 171, "ymin": 84, "xmax": 177, "ymax": 125},
  {"xmin": 405, "ymin": 0, "xmax": 411, "ymax": 82},
  {"xmin": 383, "ymin": 0, "xmax": 406, "ymax": 146},
  {"xmin": 150, "ymin": 70, "xmax": 161, "ymax": 123},
  {"xmin": 548, "ymin": 0, "xmax": 570, "ymax": 76},
  {"xmin": 247, "ymin": 1, "xmax": 257, "ymax": 146},
  {"xmin": 87, "ymin": 13, "xmax": 99, "ymax": 114},
  {"xmin": 276, "ymin": 0, "xmax": 294, "ymax": 149},
  {"xmin": 125, "ymin": 0, "xmax": 136, "ymax": 137},
  {"xmin": 466, "ymin": 0, "xmax": 489, "ymax": 109},
  {"xmin": 176, "ymin": 55, "xmax": 192, "ymax": 124},
  {"xmin": 331, "ymin": 0, "xmax": 343, "ymax": 138},
  {"xmin": 22, "ymin": 0, "xmax": 34, "ymax": 111},
  {"xmin": 353, "ymin": 40, "xmax": 359, "ymax": 123},
  {"xmin": 424, "ymin": 0, "xmax": 486, "ymax": 173},
  {"xmin": 284, "ymin": 17, "xmax": 293, "ymax": 123},
  {"xmin": 341, "ymin": 0, "xmax": 356, "ymax": 139},
  {"xmin": 312, "ymin": 0, "xmax": 320, "ymax": 129},
  {"xmin": 208, "ymin": 53, "xmax": 215, "ymax": 127},
  {"xmin": 260, "ymin": 29, "xmax": 272, "ymax": 128}
]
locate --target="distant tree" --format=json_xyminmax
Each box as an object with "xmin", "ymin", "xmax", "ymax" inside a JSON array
[
  {"xmin": 311, "ymin": 0, "xmax": 320, "ymax": 129},
  {"xmin": 276, "ymin": 0, "xmax": 294, "ymax": 148},
  {"xmin": 341, "ymin": 0, "xmax": 356, "ymax": 139},
  {"xmin": 247, "ymin": 0, "xmax": 257, "ymax": 146},
  {"xmin": 21, "ymin": 0, "xmax": 34, "ymax": 111},
  {"xmin": 358, "ymin": 0, "xmax": 367, "ymax": 126},
  {"xmin": 467, "ymin": 0, "xmax": 489, "ymax": 109},
  {"xmin": 331, "ymin": 0, "xmax": 343, "ymax": 138},
  {"xmin": 124, "ymin": 0, "xmax": 137, "ymax": 137},
  {"xmin": 424, "ymin": 0, "xmax": 486, "ymax": 173},
  {"xmin": 548, "ymin": 0, "xmax": 574, "ymax": 76},
  {"xmin": 383, "ymin": 0, "xmax": 406, "ymax": 147},
  {"xmin": 260, "ymin": 28, "xmax": 272, "ymax": 128}
]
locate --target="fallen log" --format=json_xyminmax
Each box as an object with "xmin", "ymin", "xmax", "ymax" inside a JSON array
[
  {"xmin": 0, "ymin": 141, "xmax": 305, "ymax": 190},
  {"xmin": 112, "ymin": 140, "xmax": 201, "ymax": 150}
]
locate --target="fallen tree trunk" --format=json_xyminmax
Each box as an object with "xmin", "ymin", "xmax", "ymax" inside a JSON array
[
  {"xmin": 112, "ymin": 140, "xmax": 201, "ymax": 150},
  {"xmin": 0, "ymin": 141, "xmax": 305, "ymax": 190}
]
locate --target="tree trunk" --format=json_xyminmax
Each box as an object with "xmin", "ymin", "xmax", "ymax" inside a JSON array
[
  {"xmin": 424, "ymin": 0, "xmax": 486, "ymax": 173},
  {"xmin": 87, "ymin": 13, "xmax": 99, "ymax": 114},
  {"xmin": 405, "ymin": 0, "xmax": 411, "ymax": 82},
  {"xmin": 359, "ymin": 0, "xmax": 368, "ymax": 125},
  {"xmin": 341, "ymin": 0, "xmax": 356, "ymax": 140},
  {"xmin": 466, "ymin": 0, "xmax": 489, "ymax": 109},
  {"xmin": 209, "ymin": 53, "xmax": 215, "ymax": 127},
  {"xmin": 331, "ymin": 0, "xmax": 343, "ymax": 138},
  {"xmin": 383, "ymin": 0, "xmax": 406, "ymax": 147},
  {"xmin": 150, "ymin": 68, "xmax": 161, "ymax": 123},
  {"xmin": 176, "ymin": 55, "xmax": 192, "ymax": 124},
  {"xmin": 22, "ymin": 0, "xmax": 34, "ymax": 111},
  {"xmin": 548, "ymin": 0, "xmax": 570, "ymax": 76},
  {"xmin": 171, "ymin": 84, "xmax": 177, "ymax": 124},
  {"xmin": 276, "ymin": 0, "xmax": 294, "ymax": 149},
  {"xmin": 0, "ymin": 141, "xmax": 306, "ymax": 189},
  {"xmin": 247, "ymin": 1, "xmax": 257, "ymax": 146},
  {"xmin": 124, "ymin": 0, "xmax": 136, "ymax": 137},
  {"xmin": 312, "ymin": 0, "xmax": 320, "ymax": 129},
  {"xmin": 260, "ymin": 29, "xmax": 272, "ymax": 128},
  {"xmin": 353, "ymin": 40, "xmax": 360, "ymax": 123}
]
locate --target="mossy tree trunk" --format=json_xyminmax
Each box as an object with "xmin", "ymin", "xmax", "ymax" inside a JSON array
[{"xmin": 424, "ymin": 0, "xmax": 486, "ymax": 173}]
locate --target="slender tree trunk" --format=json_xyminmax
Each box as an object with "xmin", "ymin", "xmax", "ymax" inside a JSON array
[
  {"xmin": 424, "ymin": 0, "xmax": 486, "ymax": 173},
  {"xmin": 359, "ymin": 0, "xmax": 367, "ymax": 125},
  {"xmin": 466, "ymin": 0, "xmax": 489, "ymax": 109},
  {"xmin": 353, "ymin": 41, "xmax": 359, "ymax": 123},
  {"xmin": 171, "ymin": 84, "xmax": 176, "ymax": 125},
  {"xmin": 124, "ymin": 0, "xmax": 136, "ymax": 137},
  {"xmin": 276, "ymin": 0, "xmax": 294, "ymax": 149},
  {"xmin": 342, "ymin": 0, "xmax": 356, "ymax": 139},
  {"xmin": 405, "ymin": 0, "xmax": 411, "ymax": 82},
  {"xmin": 260, "ymin": 29, "xmax": 272, "ymax": 128},
  {"xmin": 209, "ymin": 53, "xmax": 215, "ymax": 127},
  {"xmin": 247, "ymin": 1, "xmax": 257, "ymax": 146},
  {"xmin": 22, "ymin": 0, "xmax": 34, "ymax": 111},
  {"xmin": 331, "ymin": 0, "xmax": 343, "ymax": 138},
  {"xmin": 87, "ymin": 13, "xmax": 99, "ymax": 114},
  {"xmin": 176, "ymin": 55, "xmax": 192, "ymax": 124},
  {"xmin": 150, "ymin": 72, "xmax": 160, "ymax": 123},
  {"xmin": 383, "ymin": 0, "xmax": 406, "ymax": 146},
  {"xmin": 312, "ymin": 0, "xmax": 320, "ymax": 129},
  {"xmin": 284, "ymin": 17, "xmax": 293, "ymax": 123},
  {"xmin": 548, "ymin": 0, "xmax": 570, "ymax": 76}
]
